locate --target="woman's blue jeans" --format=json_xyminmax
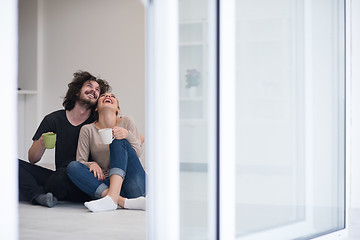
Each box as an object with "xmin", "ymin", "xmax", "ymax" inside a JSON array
[{"xmin": 67, "ymin": 139, "xmax": 146, "ymax": 199}]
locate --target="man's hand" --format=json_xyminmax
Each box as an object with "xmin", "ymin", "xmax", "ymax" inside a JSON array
[
  {"xmin": 89, "ymin": 162, "xmax": 104, "ymax": 180},
  {"xmin": 28, "ymin": 132, "xmax": 53, "ymax": 164}
]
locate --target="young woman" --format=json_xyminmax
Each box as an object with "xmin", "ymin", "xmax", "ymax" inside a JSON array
[{"xmin": 66, "ymin": 92, "xmax": 146, "ymax": 212}]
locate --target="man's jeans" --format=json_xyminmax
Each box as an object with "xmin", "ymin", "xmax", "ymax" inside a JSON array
[{"xmin": 67, "ymin": 139, "xmax": 146, "ymax": 199}]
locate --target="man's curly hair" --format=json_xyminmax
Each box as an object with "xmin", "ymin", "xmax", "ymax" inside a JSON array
[{"xmin": 63, "ymin": 71, "xmax": 111, "ymax": 111}]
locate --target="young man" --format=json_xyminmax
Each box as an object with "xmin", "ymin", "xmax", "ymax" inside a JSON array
[{"xmin": 18, "ymin": 70, "xmax": 111, "ymax": 207}]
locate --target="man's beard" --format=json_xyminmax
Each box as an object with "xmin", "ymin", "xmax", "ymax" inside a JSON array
[
  {"xmin": 78, "ymin": 91, "xmax": 97, "ymax": 109},
  {"xmin": 78, "ymin": 98, "xmax": 93, "ymax": 108}
]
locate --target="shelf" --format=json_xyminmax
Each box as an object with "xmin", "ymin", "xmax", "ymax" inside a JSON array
[
  {"xmin": 180, "ymin": 42, "xmax": 204, "ymax": 46},
  {"xmin": 180, "ymin": 119, "xmax": 206, "ymax": 125},
  {"xmin": 180, "ymin": 97, "xmax": 202, "ymax": 101},
  {"xmin": 18, "ymin": 90, "xmax": 37, "ymax": 95}
]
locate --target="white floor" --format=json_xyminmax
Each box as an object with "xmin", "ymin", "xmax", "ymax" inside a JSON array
[
  {"xmin": 347, "ymin": 208, "xmax": 360, "ymax": 240},
  {"xmin": 19, "ymin": 201, "xmax": 146, "ymax": 240},
  {"xmin": 19, "ymin": 202, "xmax": 360, "ymax": 240}
]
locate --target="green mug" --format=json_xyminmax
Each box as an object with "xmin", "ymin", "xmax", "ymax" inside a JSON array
[{"xmin": 43, "ymin": 133, "xmax": 56, "ymax": 149}]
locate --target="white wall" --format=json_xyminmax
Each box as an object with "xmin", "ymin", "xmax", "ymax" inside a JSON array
[
  {"xmin": 18, "ymin": 0, "xmax": 37, "ymax": 91},
  {"xmin": 19, "ymin": 0, "xmax": 145, "ymax": 165}
]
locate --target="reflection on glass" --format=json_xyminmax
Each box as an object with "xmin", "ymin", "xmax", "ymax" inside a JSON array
[
  {"xmin": 179, "ymin": 0, "xmax": 211, "ymax": 239},
  {"xmin": 235, "ymin": 0, "xmax": 345, "ymax": 238}
]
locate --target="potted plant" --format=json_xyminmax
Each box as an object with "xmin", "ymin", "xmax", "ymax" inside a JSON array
[{"xmin": 185, "ymin": 68, "xmax": 200, "ymax": 97}]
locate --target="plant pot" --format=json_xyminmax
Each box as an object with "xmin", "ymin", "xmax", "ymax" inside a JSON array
[{"xmin": 187, "ymin": 87, "xmax": 197, "ymax": 98}]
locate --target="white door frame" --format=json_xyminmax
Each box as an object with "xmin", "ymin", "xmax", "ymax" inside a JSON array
[
  {"xmin": 0, "ymin": 0, "xmax": 18, "ymax": 239},
  {"xmin": 146, "ymin": 0, "xmax": 180, "ymax": 239}
]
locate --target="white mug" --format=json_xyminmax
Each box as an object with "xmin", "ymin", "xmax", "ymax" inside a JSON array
[{"xmin": 98, "ymin": 128, "xmax": 115, "ymax": 144}]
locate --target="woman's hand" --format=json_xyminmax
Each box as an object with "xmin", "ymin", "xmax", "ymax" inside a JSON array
[
  {"xmin": 113, "ymin": 126, "xmax": 129, "ymax": 140},
  {"xmin": 89, "ymin": 162, "xmax": 104, "ymax": 181}
]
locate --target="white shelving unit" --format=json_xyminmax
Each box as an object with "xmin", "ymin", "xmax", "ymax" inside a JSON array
[
  {"xmin": 179, "ymin": 20, "xmax": 209, "ymax": 164},
  {"xmin": 17, "ymin": 0, "xmax": 39, "ymax": 160},
  {"xmin": 179, "ymin": 20, "xmax": 208, "ymax": 125}
]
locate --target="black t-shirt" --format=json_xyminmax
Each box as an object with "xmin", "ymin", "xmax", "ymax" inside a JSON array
[{"xmin": 33, "ymin": 109, "xmax": 96, "ymax": 169}]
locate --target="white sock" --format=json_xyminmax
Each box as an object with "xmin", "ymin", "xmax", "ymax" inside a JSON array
[
  {"xmin": 84, "ymin": 195, "xmax": 117, "ymax": 212},
  {"xmin": 124, "ymin": 196, "xmax": 146, "ymax": 211}
]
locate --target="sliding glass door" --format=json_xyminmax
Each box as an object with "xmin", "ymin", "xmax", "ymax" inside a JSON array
[
  {"xmin": 228, "ymin": 0, "xmax": 346, "ymax": 239},
  {"xmin": 147, "ymin": 0, "xmax": 346, "ymax": 239}
]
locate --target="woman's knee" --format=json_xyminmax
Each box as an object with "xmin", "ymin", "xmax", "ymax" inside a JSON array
[
  {"xmin": 110, "ymin": 139, "xmax": 130, "ymax": 149},
  {"xmin": 66, "ymin": 161, "xmax": 84, "ymax": 177}
]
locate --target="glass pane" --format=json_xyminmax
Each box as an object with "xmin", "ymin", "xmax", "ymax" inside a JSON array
[
  {"xmin": 179, "ymin": 0, "xmax": 213, "ymax": 239},
  {"xmin": 234, "ymin": 0, "xmax": 345, "ymax": 238}
]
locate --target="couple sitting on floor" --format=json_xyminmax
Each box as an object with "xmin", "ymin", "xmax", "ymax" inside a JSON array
[{"xmin": 18, "ymin": 70, "xmax": 146, "ymax": 212}]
